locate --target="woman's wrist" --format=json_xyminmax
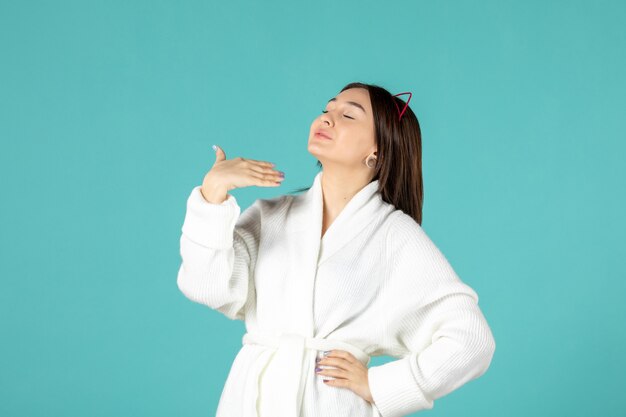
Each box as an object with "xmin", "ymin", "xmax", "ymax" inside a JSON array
[{"xmin": 200, "ymin": 184, "xmax": 229, "ymax": 204}]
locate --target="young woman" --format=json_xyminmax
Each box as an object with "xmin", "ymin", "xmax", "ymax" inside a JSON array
[{"xmin": 177, "ymin": 82, "xmax": 496, "ymax": 417}]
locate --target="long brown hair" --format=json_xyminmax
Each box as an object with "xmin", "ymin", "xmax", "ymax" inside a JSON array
[{"xmin": 290, "ymin": 82, "xmax": 424, "ymax": 225}]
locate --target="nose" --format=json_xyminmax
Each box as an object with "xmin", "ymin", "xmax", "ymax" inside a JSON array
[{"xmin": 320, "ymin": 111, "xmax": 334, "ymax": 126}]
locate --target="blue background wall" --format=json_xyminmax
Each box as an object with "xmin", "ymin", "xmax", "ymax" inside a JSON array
[{"xmin": 1, "ymin": 1, "xmax": 624, "ymax": 416}]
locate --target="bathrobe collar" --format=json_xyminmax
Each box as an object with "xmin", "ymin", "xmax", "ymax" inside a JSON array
[
  {"xmin": 289, "ymin": 170, "xmax": 384, "ymax": 265},
  {"xmin": 283, "ymin": 170, "xmax": 387, "ymax": 336}
]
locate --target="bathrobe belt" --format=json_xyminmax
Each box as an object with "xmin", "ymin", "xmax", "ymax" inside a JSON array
[{"xmin": 242, "ymin": 331, "xmax": 371, "ymax": 417}]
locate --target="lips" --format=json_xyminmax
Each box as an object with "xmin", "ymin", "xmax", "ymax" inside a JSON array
[{"xmin": 315, "ymin": 129, "xmax": 332, "ymax": 140}]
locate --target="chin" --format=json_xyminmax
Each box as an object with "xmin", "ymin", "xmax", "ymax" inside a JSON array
[{"xmin": 307, "ymin": 143, "xmax": 325, "ymax": 158}]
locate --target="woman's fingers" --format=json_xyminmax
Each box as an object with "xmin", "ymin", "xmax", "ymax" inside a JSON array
[
  {"xmin": 205, "ymin": 153, "xmax": 283, "ymax": 191},
  {"xmin": 245, "ymin": 158, "xmax": 275, "ymax": 168},
  {"xmin": 317, "ymin": 366, "xmax": 350, "ymax": 379},
  {"xmin": 249, "ymin": 171, "xmax": 284, "ymax": 186},
  {"xmin": 212, "ymin": 144, "xmax": 226, "ymax": 164},
  {"xmin": 316, "ymin": 357, "xmax": 356, "ymax": 372},
  {"xmin": 242, "ymin": 159, "xmax": 284, "ymax": 184},
  {"xmin": 315, "ymin": 351, "xmax": 373, "ymax": 403},
  {"xmin": 247, "ymin": 162, "xmax": 282, "ymax": 176},
  {"xmin": 238, "ymin": 158, "xmax": 281, "ymax": 175},
  {"xmin": 323, "ymin": 350, "xmax": 358, "ymax": 364}
]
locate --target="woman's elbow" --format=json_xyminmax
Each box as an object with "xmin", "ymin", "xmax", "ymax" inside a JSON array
[{"xmin": 466, "ymin": 322, "xmax": 496, "ymax": 378}]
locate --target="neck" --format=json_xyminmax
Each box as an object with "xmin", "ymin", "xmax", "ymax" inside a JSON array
[{"xmin": 319, "ymin": 168, "xmax": 374, "ymax": 221}]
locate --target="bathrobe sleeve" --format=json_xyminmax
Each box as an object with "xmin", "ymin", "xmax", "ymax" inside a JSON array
[
  {"xmin": 177, "ymin": 185, "xmax": 261, "ymax": 321},
  {"xmin": 367, "ymin": 216, "xmax": 496, "ymax": 417}
]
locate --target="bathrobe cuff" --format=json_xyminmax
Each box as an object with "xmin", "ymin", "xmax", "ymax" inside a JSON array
[
  {"xmin": 181, "ymin": 186, "xmax": 241, "ymax": 249},
  {"xmin": 368, "ymin": 356, "xmax": 433, "ymax": 417}
]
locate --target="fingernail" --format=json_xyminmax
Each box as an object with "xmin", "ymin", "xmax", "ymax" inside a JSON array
[
  {"xmin": 323, "ymin": 351, "xmax": 331, "ymax": 356},
  {"xmin": 212, "ymin": 144, "xmax": 217, "ymax": 152},
  {"xmin": 315, "ymin": 367, "xmax": 322, "ymax": 372},
  {"xmin": 279, "ymin": 171, "xmax": 285, "ymax": 177},
  {"xmin": 315, "ymin": 357, "xmax": 321, "ymax": 363}
]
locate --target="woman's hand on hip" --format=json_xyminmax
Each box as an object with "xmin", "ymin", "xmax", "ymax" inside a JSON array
[{"xmin": 315, "ymin": 350, "xmax": 374, "ymax": 404}]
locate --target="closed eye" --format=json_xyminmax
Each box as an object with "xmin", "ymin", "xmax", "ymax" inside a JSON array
[{"xmin": 322, "ymin": 110, "xmax": 354, "ymax": 120}]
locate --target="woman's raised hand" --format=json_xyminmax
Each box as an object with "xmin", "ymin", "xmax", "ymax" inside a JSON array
[{"xmin": 200, "ymin": 145, "xmax": 285, "ymax": 204}]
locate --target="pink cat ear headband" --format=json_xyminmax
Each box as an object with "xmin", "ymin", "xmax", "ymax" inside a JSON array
[{"xmin": 392, "ymin": 91, "xmax": 412, "ymax": 121}]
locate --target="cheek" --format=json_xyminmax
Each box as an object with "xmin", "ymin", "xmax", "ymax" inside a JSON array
[
  {"xmin": 345, "ymin": 127, "xmax": 374, "ymax": 148},
  {"xmin": 337, "ymin": 136, "xmax": 370, "ymax": 159}
]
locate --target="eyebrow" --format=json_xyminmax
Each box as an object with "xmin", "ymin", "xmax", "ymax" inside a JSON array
[{"xmin": 327, "ymin": 97, "xmax": 367, "ymax": 114}]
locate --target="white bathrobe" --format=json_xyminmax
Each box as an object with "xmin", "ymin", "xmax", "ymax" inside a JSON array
[{"xmin": 177, "ymin": 171, "xmax": 496, "ymax": 417}]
